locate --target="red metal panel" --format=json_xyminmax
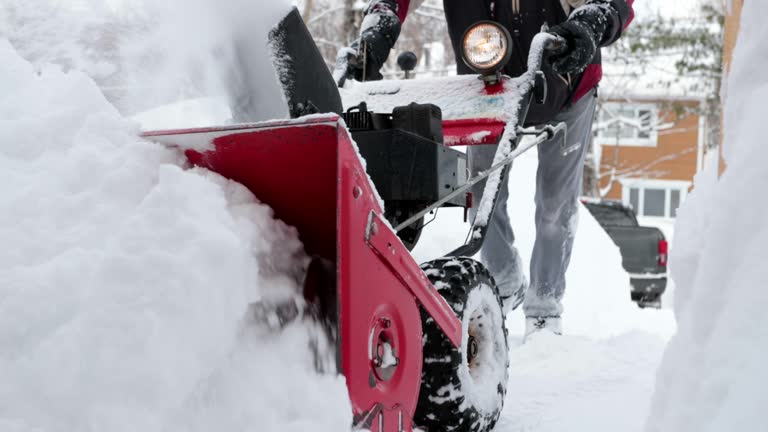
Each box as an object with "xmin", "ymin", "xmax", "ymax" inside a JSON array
[
  {"xmin": 366, "ymin": 213, "xmax": 462, "ymax": 347},
  {"xmin": 179, "ymin": 121, "xmax": 339, "ymax": 260},
  {"xmin": 337, "ymin": 128, "xmax": 422, "ymax": 431},
  {"xmin": 335, "ymin": 125, "xmax": 464, "ymax": 430},
  {"xmin": 144, "ymin": 118, "xmax": 464, "ymax": 432},
  {"xmin": 443, "ymin": 118, "xmax": 506, "ymax": 146}
]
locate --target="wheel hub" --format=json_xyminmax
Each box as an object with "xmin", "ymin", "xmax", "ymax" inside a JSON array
[
  {"xmin": 371, "ymin": 317, "xmax": 399, "ymax": 383},
  {"xmin": 467, "ymin": 335, "xmax": 479, "ymax": 364}
]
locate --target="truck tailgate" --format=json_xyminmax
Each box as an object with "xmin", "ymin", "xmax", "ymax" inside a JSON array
[{"xmin": 604, "ymin": 226, "xmax": 665, "ymax": 274}]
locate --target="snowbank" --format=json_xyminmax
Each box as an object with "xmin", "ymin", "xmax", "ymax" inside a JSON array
[
  {"xmin": 0, "ymin": 39, "xmax": 350, "ymax": 432},
  {"xmin": 645, "ymin": 2, "xmax": 768, "ymax": 430}
]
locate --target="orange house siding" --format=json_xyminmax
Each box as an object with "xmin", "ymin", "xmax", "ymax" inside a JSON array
[
  {"xmin": 724, "ymin": 0, "xmax": 744, "ymax": 73},
  {"xmin": 721, "ymin": 0, "xmax": 744, "ymax": 174},
  {"xmin": 599, "ymin": 102, "xmax": 701, "ymax": 201}
]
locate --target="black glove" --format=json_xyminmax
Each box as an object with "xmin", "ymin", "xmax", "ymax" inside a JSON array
[
  {"xmin": 547, "ymin": 4, "xmax": 610, "ymax": 74},
  {"xmin": 336, "ymin": 0, "xmax": 402, "ymax": 82}
]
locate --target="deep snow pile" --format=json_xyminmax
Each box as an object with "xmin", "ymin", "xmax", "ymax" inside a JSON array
[
  {"xmin": 644, "ymin": 2, "xmax": 768, "ymax": 430},
  {"xmin": 0, "ymin": 39, "xmax": 350, "ymax": 432}
]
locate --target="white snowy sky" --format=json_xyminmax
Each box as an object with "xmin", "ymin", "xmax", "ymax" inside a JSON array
[
  {"xmin": 636, "ymin": 0, "xmax": 707, "ymax": 18},
  {"xmin": 55, "ymin": 0, "xmax": 709, "ymax": 18}
]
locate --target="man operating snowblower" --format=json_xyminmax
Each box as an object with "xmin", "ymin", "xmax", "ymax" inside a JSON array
[{"xmin": 337, "ymin": 0, "xmax": 634, "ymax": 337}]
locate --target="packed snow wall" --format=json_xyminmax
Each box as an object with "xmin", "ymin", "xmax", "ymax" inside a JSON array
[
  {"xmin": 0, "ymin": 30, "xmax": 350, "ymax": 432},
  {"xmin": 645, "ymin": 2, "xmax": 768, "ymax": 430}
]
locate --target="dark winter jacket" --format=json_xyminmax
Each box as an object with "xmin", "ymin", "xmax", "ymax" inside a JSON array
[{"xmin": 388, "ymin": 0, "xmax": 635, "ymax": 122}]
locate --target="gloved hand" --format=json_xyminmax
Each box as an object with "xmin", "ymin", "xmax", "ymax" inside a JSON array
[
  {"xmin": 334, "ymin": 0, "xmax": 402, "ymax": 83},
  {"xmin": 547, "ymin": 4, "xmax": 611, "ymax": 74}
]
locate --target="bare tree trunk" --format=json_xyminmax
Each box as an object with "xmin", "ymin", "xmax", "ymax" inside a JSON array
[
  {"xmin": 303, "ymin": 0, "xmax": 314, "ymax": 21},
  {"xmin": 342, "ymin": 0, "xmax": 360, "ymax": 45},
  {"xmin": 582, "ymin": 137, "xmax": 600, "ymax": 198}
]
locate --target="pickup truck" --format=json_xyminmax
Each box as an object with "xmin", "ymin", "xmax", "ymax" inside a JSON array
[{"xmin": 583, "ymin": 200, "xmax": 668, "ymax": 308}]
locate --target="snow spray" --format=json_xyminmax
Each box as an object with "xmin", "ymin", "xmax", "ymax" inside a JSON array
[{"xmin": 117, "ymin": 0, "xmax": 293, "ymax": 119}]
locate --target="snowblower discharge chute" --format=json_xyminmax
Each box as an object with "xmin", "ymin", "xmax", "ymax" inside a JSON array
[{"xmin": 144, "ymin": 8, "xmax": 566, "ymax": 432}]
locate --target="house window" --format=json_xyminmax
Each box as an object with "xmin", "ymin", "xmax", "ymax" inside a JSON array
[
  {"xmin": 595, "ymin": 103, "xmax": 658, "ymax": 147},
  {"xmin": 643, "ymin": 188, "xmax": 666, "ymax": 217},
  {"xmin": 622, "ymin": 180, "xmax": 689, "ymax": 218},
  {"xmin": 670, "ymin": 190, "xmax": 681, "ymax": 217}
]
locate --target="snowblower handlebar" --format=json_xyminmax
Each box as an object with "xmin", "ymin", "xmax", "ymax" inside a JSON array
[
  {"xmin": 392, "ymin": 122, "xmax": 567, "ymax": 238},
  {"xmin": 526, "ymin": 33, "xmax": 567, "ymax": 75},
  {"xmin": 545, "ymin": 35, "xmax": 567, "ymax": 52}
]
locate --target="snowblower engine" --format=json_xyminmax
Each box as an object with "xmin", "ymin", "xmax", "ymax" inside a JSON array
[{"xmin": 342, "ymin": 102, "xmax": 469, "ymax": 250}]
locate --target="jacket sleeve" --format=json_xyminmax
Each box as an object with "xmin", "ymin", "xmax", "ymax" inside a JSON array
[
  {"xmin": 365, "ymin": 0, "xmax": 411, "ymax": 22},
  {"xmin": 583, "ymin": 0, "xmax": 635, "ymax": 46},
  {"xmin": 365, "ymin": 0, "xmax": 425, "ymax": 22},
  {"xmin": 396, "ymin": 0, "xmax": 411, "ymax": 21}
]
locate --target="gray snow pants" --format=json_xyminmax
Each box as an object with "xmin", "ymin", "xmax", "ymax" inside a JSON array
[{"xmin": 468, "ymin": 89, "xmax": 597, "ymax": 318}]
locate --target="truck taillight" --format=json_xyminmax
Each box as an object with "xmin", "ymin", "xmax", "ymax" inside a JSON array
[{"xmin": 658, "ymin": 239, "xmax": 668, "ymax": 267}]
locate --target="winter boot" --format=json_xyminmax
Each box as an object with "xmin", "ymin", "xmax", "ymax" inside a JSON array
[{"xmin": 524, "ymin": 316, "xmax": 562, "ymax": 340}]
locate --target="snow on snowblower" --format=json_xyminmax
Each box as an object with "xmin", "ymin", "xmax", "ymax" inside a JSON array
[{"xmin": 143, "ymin": 8, "xmax": 566, "ymax": 432}]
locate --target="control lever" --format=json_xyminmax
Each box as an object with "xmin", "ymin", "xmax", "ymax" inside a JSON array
[{"xmin": 397, "ymin": 51, "xmax": 418, "ymax": 80}]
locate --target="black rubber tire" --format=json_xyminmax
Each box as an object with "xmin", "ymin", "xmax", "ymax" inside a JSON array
[
  {"xmin": 633, "ymin": 293, "xmax": 662, "ymax": 309},
  {"xmin": 414, "ymin": 257, "xmax": 509, "ymax": 432}
]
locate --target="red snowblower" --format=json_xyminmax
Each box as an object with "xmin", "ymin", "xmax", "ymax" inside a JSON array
[{"xmin": 143, "ymin": 9, "xmax": 565, "ymax": 432}]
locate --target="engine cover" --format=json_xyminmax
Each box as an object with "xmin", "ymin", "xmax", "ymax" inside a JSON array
[{"xmin": 352, "ymin": 129, "xmax": 467, "ymax": 206}]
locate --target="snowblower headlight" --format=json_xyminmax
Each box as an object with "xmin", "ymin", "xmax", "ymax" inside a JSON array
[{"xmin": 461, "ymin": 22, "xmax": 513, "ymax": 75}]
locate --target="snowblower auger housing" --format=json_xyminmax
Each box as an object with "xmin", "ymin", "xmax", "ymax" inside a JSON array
[
  {"xmin": 145, "ymin": 115, "xmax": 461, "ymax": 432},
  {"xmin": 143, "ymin": 8, "xmax": 565, "ymax": 431}
]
